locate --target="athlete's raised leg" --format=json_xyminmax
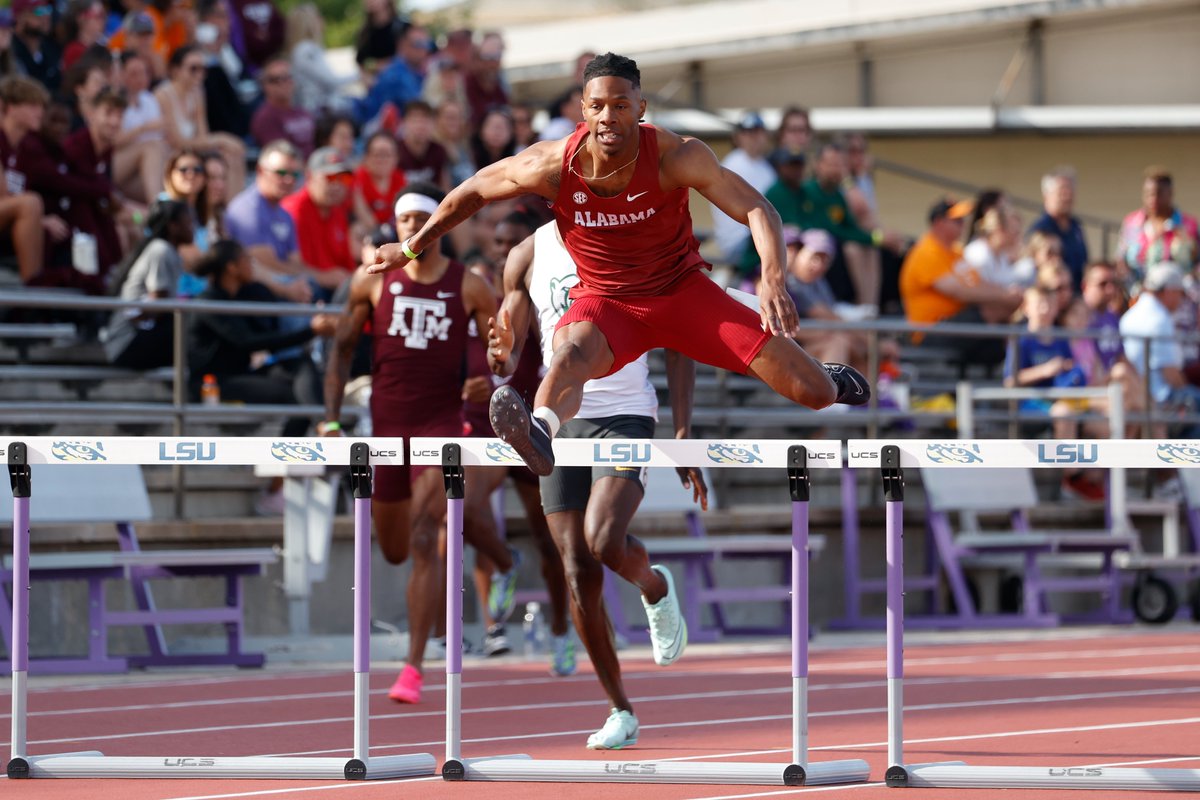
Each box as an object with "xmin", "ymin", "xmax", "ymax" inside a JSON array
[
  {"xmin": 372, "ymin": 499, "xmax": 413, "ymax": 565},
  {"xmin": 584, "ymin": 476, "xmax": 665, "ymax": 603},
  {"xmin": 748, "ymin": 336, "xmax": 868, "ymax": 407},
  {"xmin": 404, "ymin": 468, "xmax": 449, "ymax": 674}
]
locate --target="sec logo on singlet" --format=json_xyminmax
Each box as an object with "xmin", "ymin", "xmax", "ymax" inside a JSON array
[{"xmin": 573, "ymin": 191, "xmax": 588, "ymax": 205}]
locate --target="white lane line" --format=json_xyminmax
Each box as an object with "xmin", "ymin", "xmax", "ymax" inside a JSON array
[
  {"xmin": 9, "ymin": 678, "xmax": 1200, "ymax": 750},
  {"xmin": 9, "ymin": 660, "xmax": 1199, "ymax": 721},
  {"xmin": 163, "ymin": 776, "xmax": 440, "ymax": 800}
]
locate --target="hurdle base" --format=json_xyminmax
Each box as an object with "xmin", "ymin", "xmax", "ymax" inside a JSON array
[
  {"xmin": 885, "ymin": 761, "xmax": 968, "ymax": 787},
  {"xmin": 461, "ymin": 756, "xmax": 869, "ymax": 785},
  {"xmin": 897, "ymin": 763, "xmax": 1200, "ymax": 791},
  {"xmin": 9, "ymin": 752, "xmax": 437, "ymax": 780}
]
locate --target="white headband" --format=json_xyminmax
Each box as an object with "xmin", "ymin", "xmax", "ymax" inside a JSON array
[{"xmin": 394, "ymin": 193, "xmax": 440, "ymax": 218}]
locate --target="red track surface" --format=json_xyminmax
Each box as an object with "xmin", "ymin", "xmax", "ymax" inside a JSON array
[{"xmin": 4, "ymin": 628, "xmax": 1199, "ymax": 799}]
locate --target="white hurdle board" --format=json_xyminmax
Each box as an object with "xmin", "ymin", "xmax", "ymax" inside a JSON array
[
  {"xmin": 6, "ymin": 436, "xmax": 434, "ymax": 782},
  {"xmin": 850, "ymin": 438, "xmax": 1200, "ymax": 793},
  {"xmin": 415, "ymin": 436, "xmax": 868, "ymax": 787}
]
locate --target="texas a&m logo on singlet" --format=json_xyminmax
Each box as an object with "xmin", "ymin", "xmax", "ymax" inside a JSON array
[{"xmin": 386, "ymin": 283, "xmax": 454, "ymax": 349}]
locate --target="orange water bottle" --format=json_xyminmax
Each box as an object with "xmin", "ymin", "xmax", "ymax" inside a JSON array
[{"xmin": 201, "ymin": 374, "xmax": 221, "ymax": 405}]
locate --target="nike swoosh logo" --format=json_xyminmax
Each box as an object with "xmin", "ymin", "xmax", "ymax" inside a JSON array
[
  {"xmin": 436, "ymin": 291, "xmax": 456, "ymax": 298},
  {"xmin": 626, "ymin": 191, "xmax": 649, "ymax": 202}
]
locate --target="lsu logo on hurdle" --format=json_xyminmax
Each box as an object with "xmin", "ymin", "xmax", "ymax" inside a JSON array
[
  {"xmin": 707, "ymin": 443, "xmax": 763, "ymax": 465},
  {"xmin": 51, "ymin": 440, "xmax": 107, "ymax": 462},
  {"xmin": 926, "ymin": 443, "xmax": 983, "ymax": 464},
  {"xmin": 1156, "ymin": 443, "xmax": 1200, "ymax": 465},
  {"xmin": 485, "ymin": 441, "xmax": 524, "ymax": 464},
  {"xmin": 271, "ymin": 442, "xmax": 327, "ymax": 464}
]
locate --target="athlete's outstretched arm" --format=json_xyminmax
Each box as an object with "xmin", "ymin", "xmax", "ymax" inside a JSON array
[
  {"xmin": 664, "ymin": 349, "xmax": 708, "ymax": 510},
  {"xmin": 368, "ymin": 141, "xmax": 564, "ymax": 276},
  {"xmin": 323, "ymin": 267, "xmax": 375, "ymax": 429},
  {"xmin": 664, "ymin": 137, "xmax": 798, "ymax": 337},
  {"xmin": 488, "ymin": 233, "xmax": 536, "ymax": 377}
]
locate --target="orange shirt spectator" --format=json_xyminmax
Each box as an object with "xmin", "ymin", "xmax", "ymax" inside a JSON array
[{"xmin": 900, "ymin": 199, "xmax": 973, "ymax": 326}]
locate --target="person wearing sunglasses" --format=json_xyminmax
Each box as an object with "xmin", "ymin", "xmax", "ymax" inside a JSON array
[
  {"xmin": 250, "ymin": 56, "xmax": 315, "ymax": 157},
  {"xmin": 281, "ymin": 146, "xmax": 357, "ymax": 298},
  {"xmin": 10, "ymin": 0, "xmax": 61, "ymax": 91}
]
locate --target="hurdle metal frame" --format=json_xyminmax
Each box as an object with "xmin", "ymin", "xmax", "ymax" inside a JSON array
[
  {"xmin": 849, "ymin": 438, "xmax": 1200, "ymax": 792},
  {"xmin": 413, "ymin": 436, "xmax": 870, "ymax": 786},
  {"xmin": 6, "ymin": 437, "xmax": 435, "ymax": 781}
]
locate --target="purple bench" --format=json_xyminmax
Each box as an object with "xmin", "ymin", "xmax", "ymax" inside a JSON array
[{"xmin": 2, "ymin": 464, "xmax": 276, "ymax": 674}]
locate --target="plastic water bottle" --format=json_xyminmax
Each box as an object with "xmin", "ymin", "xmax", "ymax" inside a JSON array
[
  {"xmin": 200, "ymin": 374, "xmax": 221, "ymax": 405},
  {"xmin": 522, "ymin": 601, "xmax": 544, "ymax": 657}
]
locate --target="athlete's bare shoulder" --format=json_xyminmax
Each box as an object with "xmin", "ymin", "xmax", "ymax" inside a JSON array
[
  {"xmin": 348, "ymin": 263, "xmax": 383, "ymax": 308},
  {"xmin": 506, "ymin": 138, "xmax": 570, "ymax": 197},
  {"xmin": 657, "ymin": 129, "xmax": 721, "ymax": 191}
]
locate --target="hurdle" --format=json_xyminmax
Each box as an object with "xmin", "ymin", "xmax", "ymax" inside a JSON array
[
  {"xmin": 6, "ymin": 436, "xmax": 436, "ymax": 781},
  {"xmin": 411, "ymin": 436, "xmax": 870, "ymax": 786},
  {"xmin": 849, "ymin": 438, "xmax": 1200, "ymax": 792}
]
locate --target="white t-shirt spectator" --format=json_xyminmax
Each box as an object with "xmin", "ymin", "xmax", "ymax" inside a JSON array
[
  {"xmin": 1120, "ymin": 292, "xmax": 1181, "ymax": 403},
  {"xmin": 710, "ymin": 149, "xmax": 775, "ymax": 265},
  {"xmin": 963, "ymin": 238, "xmax": 1033, "ymax": 288},
  {"xmin": 122, "ymin": 90, "xmax": 165, "ymax": 144}
]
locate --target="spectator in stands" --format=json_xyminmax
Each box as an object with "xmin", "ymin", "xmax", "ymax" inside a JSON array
[
  {"xmin": 710, "ymin": 111, "xmax": 775, "ymax": 279},
  {"xmin": 464, "ymin": 31, "xmax": 507, "ymax": 127},
  {"xmin": 313, "ymin": 111, "xmax": 356, "ymax": 160},
  {"xmin": 784, "ymin": 227, "xmax": 883, "ymax": 376},
  {"xmin": 115, "ymin": 12, "xmax": 165, "ymax": 83},
  {"xmin": 113, "ymin": 50, "xmax": 167, "ymax": 204},
  {"xmin": 281, "ymin": 146, "xmax": 356, "ymax": 294},
  {"xmin": 538, "ymin": 84, "xmax": 582, "ymax": 142},
  {"xmin": 61, "ymin": 44, "xmax": 116, "ymax": 131},
  {"xmin": 193, "ymin": 0, "xmax": 250, "ymax": 141},
  {"xmin": 187, "ymin": 238, "xmax": 337, "ymax": 444},
  {"xmin": 1013, "ymin": 230, "xmax": 1063, "ymax": 290},
  {"xmin": 510, "ymin": 102, "xmax": 535, "ymax": 151},
  {"xmin": 775, "ymin": 106, "xmax": 811, "ymax": 155},
  {"xmin": 160, "ymin": 147, "xmax": 211, "ymax": 265},
  {"xmin": 805, "ymin": 140, "xmax": 891, "ymax": 310},
  {"xmin": 1037, "ymin": 260, "xmax": 1075, "ymax": 326},
  {"xmin": 103, "ymin": 198, "xmax": 191, "ymax": 367},
  {"xmin": 469, "ymin": 105, "xmax": 514, "ymax": 170},
  {"xmin": 421, "ymin": 27, "xmax": 469, "ymax": 109},
  {"xmin": 963, "ymin": 205, "xmax": 1032, "ymax": 289},
  {"xmin": 397, "ymin": 99, "xmax": 447, "ymax": 189},
  {"xmin": 1006, "ymin": 284, "xmax": 1105, "ymax": 499},
  {"xmin": 61, "ymin": 0, "xmax": 108, "ymax": 71},
  {"xmin": 1121, "ymin": 262, "xmax": 1200, "ymax": 438},
  {"xmin": 0, "ymin": 174, "xmax": 45, "ymax": 284},
  {"xmin": 1028, "ymin": 166, "xmax": 1088, "ymax": 290},
  {"xmin": 354, "ymin": 0, "xmax": 403, "ymax": 82},
  {"xmin": 64, "ymin": 85, "xmax": 128, "ymax": 281},
  {"xmin": 0, "ymin": 11, "xmax": 16, "ymax": 80},
  {"xmin": 107, "ymin": 2, "xmax": 165, "ymax": 68},
  {"xmin": 353, "ymin": 23, "xmax": 428, "ymax": 128},
  {"xmin": 155, "ymin": 45, "xmax": 246, "ymax": 199},
  {"xmin": 224, "ymin": 139, "xmax": 318, "ymax": 302},
  {"xmin": 285, "ymin": 4, "xmax": 351, "ymax": 116},
  {"xmin": 250, "ymin": 57, "xmax": 315, "ymax": 157},
  {"xmin": 900, "ymin": 197, "xmax": 1021, "ymax": 365},
  {"xmin": 842, "ymin": 132, "xmax": 878, "ymax": 231},
  {"xmin": 229, "ymin": 0, "xmax": 283, "ymax": 75},
  {"xmin": 963, "ymin": 188, "xmax": 1006, "ymax": 244},
  {"xmin": 747, "ymin": 145, "xmax": 806, "ymax": 283},
  {"xmin": 353, "ymin": 131, "xmax": 405, "ymax": 228},
  {"xmin": 11, "ymin": 0, "xmax": 62, "ymax": 92},
  {"xmin": 201, "ymin": 151, "xmax": 228, "ymax": 238},
  {"xmin": 1117, "ymin": 167, "xmax": 1199, "ymax": 288},
  {"xmin": 434, "ymin": 98, "xmax": 472, "ymax": 187}
]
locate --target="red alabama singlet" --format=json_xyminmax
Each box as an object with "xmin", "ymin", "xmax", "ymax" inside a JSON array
[{"xmin": 553, "ymin": 123, "xmax": 707, "ymax": 298}]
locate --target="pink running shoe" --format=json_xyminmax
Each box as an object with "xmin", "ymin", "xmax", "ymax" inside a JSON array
[{"xmin": 388, "ymin": 664, "xmax": 422, "ymax": 703}]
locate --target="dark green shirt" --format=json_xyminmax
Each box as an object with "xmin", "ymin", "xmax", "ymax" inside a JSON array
[{"xmin": 801, "ymin": 177, "xmax": 873, "ymax": 246}]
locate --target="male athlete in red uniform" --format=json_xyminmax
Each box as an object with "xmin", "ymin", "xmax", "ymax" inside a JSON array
[
  {"xmin": 324, "ymin": 183, "xmax": 519, "ymax": 704},
  {"xmin": 369, "ymin": 53, "xmax": 869, "ymax": 479}
]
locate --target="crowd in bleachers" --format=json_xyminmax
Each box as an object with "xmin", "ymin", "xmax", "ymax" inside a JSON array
[{"xmin": 1, "ymin": 0, "xmax": 1198, "ymax": 504}]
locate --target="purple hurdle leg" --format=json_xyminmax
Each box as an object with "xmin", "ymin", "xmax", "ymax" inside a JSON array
[
  {"xmin": 350, "ymin": 444, "xmax": 374, "ymax": 767},
  {"xmin": 439, "ymin": 444, "xmax": 467, "ymax": 779},
  {"xmin": 882, "ymin": 445, "xmax": 906, "ymax": 774},
  {"xmin": 8, "ymin": 443, "xmax": 31, "ymax": 773},
  {"xmin": 791, "ymin": 498, "xmax": 809, "ymax": 769}
]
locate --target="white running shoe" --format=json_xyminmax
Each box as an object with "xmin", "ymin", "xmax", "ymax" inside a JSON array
[
  {"xmin": 642, "ymin": 564, "xmax": 687, "ymax": 666},
  {"xmin": 586, "ymin": 708, "xmax": 639, "ymax": 750}
]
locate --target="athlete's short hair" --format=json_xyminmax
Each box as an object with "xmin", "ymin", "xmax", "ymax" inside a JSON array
[
  {"xmin": 395, "ymin": 181, "xmax": 446, "ymax": 205},
  {"xmin": 582, "ymin": 52, "xmax": 640, "ymax": 90}
]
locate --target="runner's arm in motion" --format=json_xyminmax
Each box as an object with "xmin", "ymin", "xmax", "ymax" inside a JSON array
[
  {"xmin": 487, "ymin": 233, "xmax": 536, "ymax": 377},
  {"xmin": 463, "ymin": 267, "xmax": 499, "ymax": 359},
  {"xmin": 663, "ymin": 136, "xmax": 798, "ymax": 338},
  {"xmin": 323, "ymin": 267, "xmax": 375, "ymax": 429},
  {"xmin": 369, "ymin": 141, "xmax": 564, "ymax": 275},
  {"xmin": 664, "ymin": 349, "xmax": 709, "ymax": 510}
]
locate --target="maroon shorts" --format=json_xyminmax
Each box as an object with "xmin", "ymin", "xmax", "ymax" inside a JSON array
[
  {"xmin": 371, "ymin": 414, "xmax": 464, "ymax": 503},
  {"xmin": 557, "ymin": 270, "xmax": 771, "ymax": 377}
]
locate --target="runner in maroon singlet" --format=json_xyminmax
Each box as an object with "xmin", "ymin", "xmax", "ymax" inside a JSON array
[
  {"xmin": 461, "ymin": 210, "xmax": 573, "ymax": 672},
  {"xmin": 323, "ymin": 183, "xmax": 520, "ymax": 705},
  {"xmin": 368, "ymin": 53, "xmax": 870, "ymax": 476}
]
